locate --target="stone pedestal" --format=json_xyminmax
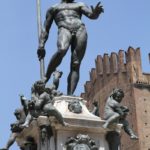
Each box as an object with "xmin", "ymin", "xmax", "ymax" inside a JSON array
[{"xmin": 16, "ymin": 96, "xmax": 122, "ymax": 150}]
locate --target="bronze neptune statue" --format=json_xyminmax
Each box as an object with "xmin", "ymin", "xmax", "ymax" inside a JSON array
[{"xmin": 37, "ymin": 0, "xmax": 104, "ymax": 95}]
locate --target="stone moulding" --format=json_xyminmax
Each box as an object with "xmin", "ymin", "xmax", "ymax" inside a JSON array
[{"xmin": 15, "ymin": 96, "xmax": 122, "ymax": 150}]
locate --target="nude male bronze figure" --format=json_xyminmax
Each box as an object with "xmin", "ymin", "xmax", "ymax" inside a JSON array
[{"xmin": 38, "ymin": 0, "xmax": 104, "ymax": 95}]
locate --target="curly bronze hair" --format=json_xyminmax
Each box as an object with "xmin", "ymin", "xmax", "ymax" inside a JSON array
[
  {"xmin": 111, "ymin": 88, "xmax": 124, "ymax": 99},
  {"xmin": 31, "ymin": 80, "xmax": 46, "ymax": 93}
]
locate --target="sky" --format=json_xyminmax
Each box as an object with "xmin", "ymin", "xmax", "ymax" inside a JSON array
[{"xmin": 0, "ymin": 0, "xmax": 149, "ymax": 149}]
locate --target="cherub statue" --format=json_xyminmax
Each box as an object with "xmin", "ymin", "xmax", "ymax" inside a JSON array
[
  {"xmin": 103, "ymin": 88, "xmax": 125, "ymax": 128},
  {"xmin": 103, "ymin": 89, "xmax": 138, "ymax": 140},
  {"xmin": 1, "ymin": 108, "xmax": 26, "ymax": 150},
  {"xmin": 21, "ymin": 80, "xmax": 67, "ymax": 128}
]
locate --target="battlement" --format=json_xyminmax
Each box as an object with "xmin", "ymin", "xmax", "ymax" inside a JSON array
[
  {"xmin": 81, "ymin": 47, "xmax": 150, "ymax": 150},
  {"xmin": 94, "ymin": 47, "xmax": 144, "ymax": 78},
  {"xmin": 82, "ymin": 47, "xmax": 150, "ymax": 101},
  {"xmin": 84, "ymin": 81, "xmax": 92, "ymax": 94},
  {"xmin": 90, "ymin": 68, "xmax": 97, "ymax": 84}
]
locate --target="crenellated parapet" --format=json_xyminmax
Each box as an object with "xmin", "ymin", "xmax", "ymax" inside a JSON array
[
  {"xmin": 82, "ymin": 47, "xmax": 150, "ymax": 102},
  {"xmin": 81, "ymin": 47, "xmax": 150, "ymax": 150},
  {"xmin": 90, "ymin": 68, "xmax": 97, "ymax": 84}
]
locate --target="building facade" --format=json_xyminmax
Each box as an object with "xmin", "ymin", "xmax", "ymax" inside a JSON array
[{"xmin": 81, "ymin": 47, "xmax": 150, "ymax": 150}]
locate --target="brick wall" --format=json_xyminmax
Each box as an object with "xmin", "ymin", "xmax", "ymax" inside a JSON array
[{"xmin": 81, "ymin": 47, "xmax": 150, "ymax": 150}]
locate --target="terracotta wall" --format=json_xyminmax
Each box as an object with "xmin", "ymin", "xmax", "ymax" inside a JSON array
[{"xmin": 81, "ymin": 47, "xmax": 150, "ymax": 150}]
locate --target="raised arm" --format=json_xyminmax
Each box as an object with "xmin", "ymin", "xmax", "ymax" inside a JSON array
[
  {"xmin": 2, "ymin": 132, "xmax": 17, "ymax": 150},
  {"xmin": 38, "ymin": 7, "xmax": 54, "ymax": 60},
  {"xmin": 81, "ymin": 2, "xmax": 104, "ymax": 19}
]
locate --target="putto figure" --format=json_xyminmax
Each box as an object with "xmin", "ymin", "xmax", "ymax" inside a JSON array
[
  {"xmin": 103, "ymin": 89, "xmax": 138, "ymax": 140},
  {"xmin": 37, "ymin": 0, "xmax": 104, "ymax": 95},
  {"xmin": 103, "ymin": 89, "xmax": 125, "ymax": 129},
  {"xmin": 1, "ymin": 108, "xmax": 26, "ymax": 150},
  {"xmin": 21, "ymin": 81, "xmax": 67, "ymax": 128}
]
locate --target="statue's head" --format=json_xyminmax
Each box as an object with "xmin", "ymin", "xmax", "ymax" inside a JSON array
[
  {"xmin": 111, "ymin": 88, "xmax": 124, "ymax": 103},
  {"xmin": 14, "ymin": 108, "xmax": 23, "ymax": 120},
  {"xmin": 33, "ymin": 80, "xmax": 45, "ymax": 94},
  {"xmin": 68, "ymin": 100, "xmax": 82, "ymax": 114},
  {"xmin": 65, "ymin": 134, "xmax": 97, "ymax": 150}
]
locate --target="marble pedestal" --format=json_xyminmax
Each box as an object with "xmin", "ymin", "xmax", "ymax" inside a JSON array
[{"xmin": 16, "ymin": 96, "xmax": 122, "ymax": 150}]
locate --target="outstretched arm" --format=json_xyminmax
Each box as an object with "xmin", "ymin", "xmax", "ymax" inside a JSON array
[
  {"xmin": 20, "ymin": 94, "xmax": 28, "ymax": 116},
  {"xmin": 38, "ymin": 7, "xmax": 54, "ymax": 60},
  {"xmin": 3, "ymin": 133, "xmax": 17, "ymax": 150},
  {"xmin": 81, "ymin": 2, "xmax": 104, "ymax": 19}
]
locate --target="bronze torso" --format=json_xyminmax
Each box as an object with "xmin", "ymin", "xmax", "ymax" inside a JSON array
[{"xmin": 53, "ymin": 2, "xmax": 84, "ymax": 30}]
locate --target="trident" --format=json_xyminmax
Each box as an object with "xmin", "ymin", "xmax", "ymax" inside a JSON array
[{"xmin": 36, "ymin": 0, "xmax": 45, "ymax": 80}]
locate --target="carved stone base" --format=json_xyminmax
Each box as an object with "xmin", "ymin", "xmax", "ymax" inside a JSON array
[{"xmin": 15, "ymin": 96, "xmax": 122, "ymax": 150}]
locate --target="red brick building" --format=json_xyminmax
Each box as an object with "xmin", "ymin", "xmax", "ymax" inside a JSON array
[{"xmin": 81, "ymin": 47, "xmax": 150, "ymax": 150}]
